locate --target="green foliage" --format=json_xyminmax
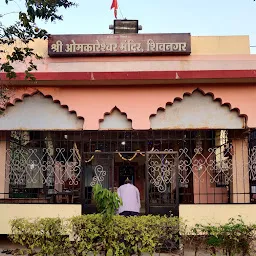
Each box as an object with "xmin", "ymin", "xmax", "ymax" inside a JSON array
[
  {"xmin": 92, "ymin": 184, "xmax": 122, "ymax": 219},
  {"xmin": 10, "ymin": 215, "xmax": 256, "ymax": 256},
  {"xmin": 106, "ymin": 214, "xmax": 181, "ymax": 255},
  {"xmin": 10, "ymin": 217, "xmax": 69, "ymax": 255},
  {"xmin": 0, "ymin": 85, "xmax": 9, "ymax": 112},
  {"xmin": 0, "ymin": 0, "xmax": 76, "ymax": 84},
  {"xmin": 10, "ymin": 214, "xmax": 182, "ymax": 256},
  {"xmin": 69, "ymin": 214, "xmax": 105, "ymax": 256},
  {"xmin": 185, "ymin": 217, "xmax": 256, "ymax": 256}
]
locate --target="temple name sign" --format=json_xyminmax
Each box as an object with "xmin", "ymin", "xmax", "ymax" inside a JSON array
[{"xmin": 48, "ymin": 33, "xmax": 191, "ymax": 57}]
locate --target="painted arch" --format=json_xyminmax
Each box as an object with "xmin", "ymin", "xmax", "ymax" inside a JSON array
[
  {"xmin": 99, "ymin": 107, "xmax": 132, "ymax": 130},
  {"xmin": 150, "ymin": 90, "xmax": 246, "ymax": 129},
  {"xmin": 0, "ymin": 88, "xmax": 247, "ymax": 130},
  {"xmin": 0, "ymin": 93, "xmax": 84, "ymax": 130}
]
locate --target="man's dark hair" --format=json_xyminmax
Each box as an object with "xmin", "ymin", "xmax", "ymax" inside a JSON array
[{"xmin": 125, "ymin": 177, "xmax": 131, "ymax": 184}]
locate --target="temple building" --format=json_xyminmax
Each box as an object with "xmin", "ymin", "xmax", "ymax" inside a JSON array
[{"xmin": 0, "ymin": 25, "xmax": 256, "ymax": 233}]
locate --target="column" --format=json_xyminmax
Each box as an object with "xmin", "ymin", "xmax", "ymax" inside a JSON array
[
  {"xmin": 0, "ymin": 131, "xmax": 10, "ymax": 199},
  {"xmin": 231, "ymin": 134, "xmax": 250, "ymax": 203}
]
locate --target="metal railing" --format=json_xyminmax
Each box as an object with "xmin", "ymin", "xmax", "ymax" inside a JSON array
[{"xmin": 0, "ymin": 130, "xmax": 255, "ymax": 206}]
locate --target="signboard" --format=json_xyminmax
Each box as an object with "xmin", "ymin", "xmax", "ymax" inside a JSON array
[{"xmin": 48, "ymin": 33, "xmax": 191, "ymax": 57}]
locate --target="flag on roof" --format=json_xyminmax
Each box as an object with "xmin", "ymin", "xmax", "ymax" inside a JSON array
[{"xmin": 111, "ymin": 0, "xmax": 118, "ymax": 19}]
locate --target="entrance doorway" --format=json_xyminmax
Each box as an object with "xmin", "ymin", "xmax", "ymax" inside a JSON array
[
  {"xmin": 78, "ymin": 130, "xmax": 202, "ymax": 215},
  {"xmin": 118, "ymin": 163, "xmax": 135, "ymax": 186},
  {"xmin": 81, "ymin": 150, "xmax": 179, "ymax": 216}
]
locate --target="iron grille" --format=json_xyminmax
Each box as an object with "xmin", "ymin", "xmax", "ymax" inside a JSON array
[{"xmin": 0, "ymin": 130, "xmax": 254, "ymax": 209}]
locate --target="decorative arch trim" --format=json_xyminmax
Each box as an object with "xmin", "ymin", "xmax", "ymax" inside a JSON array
[
  {"xmin": 150, "ymin": 88, "xmax": 247, "ymax": 129},
  {"xmin": 1, "ymin": 90, "xmax": 84, "ymax": 120},
  {"xmin": 0, "ymin": 92, "xmax": 84, "ymax": 130},
  {"xmin": 99, "ymin": 107, "xmax": 133, "ymax": 130}
]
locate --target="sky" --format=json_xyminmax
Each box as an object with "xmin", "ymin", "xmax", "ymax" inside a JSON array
[{"xmin": 1, "ymin": 0, "xmax": 256, "ymax": 53}]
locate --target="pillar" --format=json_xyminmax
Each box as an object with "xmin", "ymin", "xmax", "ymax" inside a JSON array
[
  {"xmin": 0, "ymin": 131, "xmax": 10, "ymax": 199},
  {"xmin": 231, "ymin": 134, "xmax": 250, "ymax": 203}
]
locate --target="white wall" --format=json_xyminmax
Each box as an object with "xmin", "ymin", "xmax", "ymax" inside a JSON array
[
  {"xmin": 0, "ymin": 204, "xmax": 81, "ymax": 234},
  {"xmin": 99, "ymin": 108, "xmax": 132, "ymax": 130},
  {"xmin": 0, "ymin": 94, "xmax": 84, "ymax": 130},
  {"xmin": 150, "ymin": 91, "xmax": 245, "ymax": 129}
]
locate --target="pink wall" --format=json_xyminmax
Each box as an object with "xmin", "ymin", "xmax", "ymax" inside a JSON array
[
  {"xmin": 7, "ymin": 55, "xmax": 256, "ymax": 74},
  {"xmin": 193, "ymin": 154, "xmax": 228, "ymax": 204},
  {"xmin": 2, "ymin": 83, "xmax": 255, "ymax": 129},
  {"xmin": 1, "ymin": 83, "xmax": 252, "ymax": 205}
]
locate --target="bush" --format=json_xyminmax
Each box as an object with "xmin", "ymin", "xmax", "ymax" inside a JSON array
[
  {"xmin": 10, "ymin": 217, "xmax": 69, "ymax": 255},
  {"xmin": 10, "ymin": 215, "xmax": 256, "ymax": 256},
  {"xmin": 184, "ymin": 217, "xmax": 256, "ymax": 256},
  {"xmin": 92, "ymin": 184, "xmax": 122, "ymax": 220},
  {"xmin": 10, "ymin": 214, "xmax": 181, "ymax": 256},
  {"xmin": 71, "ymin": 214, "xmax": 181, "ymax": 255}
]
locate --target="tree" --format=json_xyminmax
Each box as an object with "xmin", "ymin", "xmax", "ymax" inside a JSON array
[{"xmin": 0, "ymin": 0, "xmax": 76, "ymax": 102}]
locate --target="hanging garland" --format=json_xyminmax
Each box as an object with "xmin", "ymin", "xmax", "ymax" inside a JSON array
[
  {"xmin": 117, "ymin": 150, "xmax": 141, "ymax": 161},
  {"xmin": 84, "ymin": 155, "xmax": 95, "ymax": 163},
  {"xmin": 116, "ymin": 148, "xmax": 154, "ymax": 161},
  {"xmin": 74, "ymin": 143, "xmax": 101, "ymax": 163},
  {"xmin": 74, "ymin": 143, "xmax": 81, "ymax": 161},
  {"xmin": 74, "ymin": 142, "xmax": 155, "ymax": 163}
]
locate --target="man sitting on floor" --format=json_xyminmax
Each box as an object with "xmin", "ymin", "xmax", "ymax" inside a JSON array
[{"xmin": 117, "ymin": 177, "xmax": 141, "ymax": 216}]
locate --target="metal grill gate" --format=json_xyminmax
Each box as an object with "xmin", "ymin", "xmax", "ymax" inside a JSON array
[
  {"xmin": 82, "ymin": 153, "xmax": 114, "ymax": 214},
  {"xmin": 146, "ymin": 151, "xmax": 179, "ymax": 215}
]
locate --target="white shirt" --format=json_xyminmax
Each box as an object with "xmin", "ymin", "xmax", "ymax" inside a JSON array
[{"xmin": 117, "ymin": 183, "xmax": 141, "ymax": 214}]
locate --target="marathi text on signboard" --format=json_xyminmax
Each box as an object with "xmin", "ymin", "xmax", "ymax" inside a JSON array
[{"xmin": 48, "ymin": 33, "xmax": 191, "ymax": 57}]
